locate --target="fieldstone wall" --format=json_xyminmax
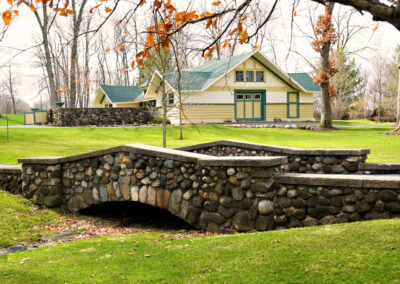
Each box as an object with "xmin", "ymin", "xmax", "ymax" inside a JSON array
[
  {"xmin": 177, "ymin": 140, "xmax": 369, "ymax": 174},
  {"xmin": 275, "ymin": 173, "xmax": 400, "ymax": 228},
  {"xmin": 19, "ymin": 144, "xmax": 287, "ymax": 233},
  {"xmin": 47, "ymin": 107, "xmax": 154, "ymax": 127},
  {"xmin": 0, "ymin": 165, "xmax": 22, "ymax": 194},
  {"xmin": 3, "ymin": 140, "xmax": 400, "ymax": 233},
  {"xmin": 358, "ymin": 163, "xmax": 400, "ymax": 175}
]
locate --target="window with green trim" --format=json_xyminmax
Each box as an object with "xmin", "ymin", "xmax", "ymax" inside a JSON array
[
  {"xmin": 235, "ymin": 71, "xmax": 244, "ymax": 82},
  {"xmin": 256, "ymin": 71, "xmax": 264, "ymax": 82},
  {"xmin": 246, "ymin": 71, "xmax": 254, "ymax": 82},
  {"xmin": 287, "ymin": 92, "xmax": 299, "ymax": 118}
]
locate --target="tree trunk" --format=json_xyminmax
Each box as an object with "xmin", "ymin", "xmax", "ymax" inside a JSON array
[
  {"xmin": 319, "ymin": 3, "xmax": 334, "ymax": 129},
  {"xmin": 7, "ymin": 66, "xmax": 16, "ymax": 114},
  {"xmin": 35, "ymin": 6, "xmax": 58, "ymax": 108},
  {"xmin": 69, "ymin": 0, "xmax": 88, "ymax": 108},
  {"xmin": 395, "ymin": 61, "xmax": 400, "ymax": 131}
]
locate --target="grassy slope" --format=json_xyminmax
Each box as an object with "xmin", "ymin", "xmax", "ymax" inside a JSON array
[
  {"xmin": 0, "ymin": 219, "xmax": 399, "ymax": 283},
  {"xmin": 0, "ymin": 191, "xmax": 63, "ymax": 247},
  {"xmin": 0, "ymin": 114, "xmax": 24, "ymax": 126},
  {"xmin": 0, "ymin": 125, "xmax": 399, "ymax": 164}
]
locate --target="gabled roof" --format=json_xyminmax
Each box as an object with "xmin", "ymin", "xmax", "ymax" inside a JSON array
[
  {"xmin": 99, "ymin": 84, "xmax": 145, "ymax": 103},
  {"xmin": 159, "ymin": 51, "xmax": 253, "ymax": 91},
  {"xmin": 148, "ymin": 50, "xmax": 310, "ymax": 93},
  {"xmin": 288, "ymin": 73, "xmax": 320, "ymax": 92}
]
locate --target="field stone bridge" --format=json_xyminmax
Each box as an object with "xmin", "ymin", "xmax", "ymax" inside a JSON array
[{"xmin": 1, "ymin": 140, "xmax": 400, "ymax": 233}]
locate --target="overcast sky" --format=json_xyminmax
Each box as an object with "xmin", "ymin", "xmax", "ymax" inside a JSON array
[{"xmin": 0, "ymin": 0, "xmax": 399, "ymax": 107}]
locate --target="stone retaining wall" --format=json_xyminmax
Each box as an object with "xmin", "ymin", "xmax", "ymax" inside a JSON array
[
  {"xmin": 275, "ymin": 173, "xmax": 400, "ymax": 228},
  {"xmin": 19, "ymin": 144, "xmax": 287, "ymax": 233},
  {"xmin": 47, "ymin": 107, "xmax": 154, "ymax": 127},
  {"xmin": 177, "ymin": 140, "xmax": 370, "ymax": 174},
  {"xmin": 0, "ymin": 165, "xmax": 22, "ymax": 195}
]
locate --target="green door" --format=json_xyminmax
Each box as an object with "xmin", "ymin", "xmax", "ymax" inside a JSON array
[{"xmin": 235, "ymin": 91, "xmax": 265, "ymax": 121}]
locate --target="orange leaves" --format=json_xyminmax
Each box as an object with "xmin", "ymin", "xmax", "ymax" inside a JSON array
[
  {"xmin": 293, "ymin": 11, "xmax": 297, "ymax": 17},
  {"xmin": 175, "ymin": 11, "xmax": 198, "ymax": 25},
  {"xmin": 118, "ymin": 43, "xmax": 126, "ymax": 52},
  {"xmin": 312, "ymin": 4, "xmax": 337, "ymax": 52},
  {"xmin": 238, "ymin": 30, "xmax": 248, "ymax": 44},
  {"xmin": 373, "ymin": 25, "xmax": 378, "ymax": 31},
  {"xmin": 90, "ymin": 4, "xmax": 101, "ymax": 13},
  {"xmin": 212, "ymin": 1, "xmax": 221, "ymax": 6},
  {"xmin": 328, "ymin": 85, "xmax": 337, "ymax": 97},
  {"xmin": 2, "ymin": 10, "xmax": 12, "ymax": 25},
  {"xmin": 161, "ymin": 39, "xmax": 170, "ymax": 50},
  {"xmin": 105, "ymin": 7, "xmax": 112, "ymax": 13},
  {"xmin": 136, "ymin": 58, "xmax": 144, "ymax": 68}
]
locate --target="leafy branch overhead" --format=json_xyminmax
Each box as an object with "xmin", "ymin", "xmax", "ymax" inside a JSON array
[{"xmin": 2, "ymin": 0, "xmax": 400, "ymax": 75}]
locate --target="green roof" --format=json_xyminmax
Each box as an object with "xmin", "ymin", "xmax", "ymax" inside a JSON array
[
  {"xmin": 288, "ymin": 73, "xmax": 321, "ymax": 92},
  {"xmin": 100, "ymin": 85, "xmax": 145, "ymax": 103},
  {"xmin": 162, "ymin": 51, "xmax": 253, "ymax": 91},
  {"xmin": 156, "ymin": 51, "xmax": 320, "ymax": 92}
]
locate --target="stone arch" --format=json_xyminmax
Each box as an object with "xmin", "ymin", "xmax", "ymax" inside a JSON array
[{"xmin": 78, "ymin": 200, "xmax": 195, "ymax": 229}]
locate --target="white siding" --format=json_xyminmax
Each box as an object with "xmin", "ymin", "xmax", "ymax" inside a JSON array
[
  {"xmin": 182, "ymin": 91, "xmax": 234, "ymax": 104},
  {"xmin": 266, "ymin": 92, "xmax": 287, "ymax": 103}
]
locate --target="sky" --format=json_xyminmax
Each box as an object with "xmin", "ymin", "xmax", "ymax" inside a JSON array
[{"xmin": 0, "ymin": 0, "xmax": 399, "ymax": 107}]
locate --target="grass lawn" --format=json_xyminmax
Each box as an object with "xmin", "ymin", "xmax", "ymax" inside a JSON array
[
  {"xmin": 0, "ymin": 217, "xmax": 398, "ymax": 283},
  {"xmin": 0, "ymin": 125, "xmax": 399, "ymax": 164},
  {"xmin": 0, "ymin": 114, "xmax": 24, "ymax": 126},
  {"xmin": 0, "ymin": 191, "xmax": 63, "ymax": 248},
  {"xmin": 332, "ymin": 120, "xmax": 396, "ymax": 127}
]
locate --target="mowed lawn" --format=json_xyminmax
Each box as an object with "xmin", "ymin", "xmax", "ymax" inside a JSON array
[
  {"xmin": 0, "ymin": 125, "xmax": 400, "ymax": 164},
  {"xmin": 0, "ymin": 218, "xmax": 399, "ymax": 283},
  {"xmin": 332, "ymin": 120, "xmax": 396, "ymax": 127},
  {"xmin": 0, "ymin": 114, "xmax": 24, "ymax": 126}
]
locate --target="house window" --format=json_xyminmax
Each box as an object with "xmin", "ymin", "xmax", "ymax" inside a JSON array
[
  {"xmin": 168, "ymin": 93, "xmax": 174, "ymax": 105},
  {"xmin": 256, "ymin": 71, "xmax": 264, "ymax": 82},
  {"xmin": 246, "ymin": 71, "xmax": 254, "ymax": 82},
  {"xmin": 235, "ymin": 71, "xmax": 244, "ymax": 82}
]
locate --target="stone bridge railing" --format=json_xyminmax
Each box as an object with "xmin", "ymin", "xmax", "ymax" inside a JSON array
[
  {"xmin": 176, "ymin": 140, "xmax": 370, "ymax": 174},
  {"xmin": 18, "ymin": 144, "xmax": 287, "ymax": 233}
]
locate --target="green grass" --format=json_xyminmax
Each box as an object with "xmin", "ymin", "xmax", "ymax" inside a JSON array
[
  {"xmin": 0, "ymin": 218, "xmax": 399, "ymax": 283},
  {"xmin": 332, "ymin": 120, "xmax": 396, "ymax": 126},
  {"xmin": 0, "ymin": 125, "xmax": 400, "ymax": 164},
  {"xmin": 0, "ymin": 114, "xmax": 24, "ymax": 126},
  {"xmin": 0, "ymin": 191, "xmax": 63, "ymax": 248}
]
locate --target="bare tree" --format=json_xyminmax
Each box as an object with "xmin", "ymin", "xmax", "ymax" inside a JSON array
[
  {"xmin": 68, "ymin": 0, "xmax": 89, "ymax": 108},
  {"xmin": 3, "ymin": 65, "xmax": 18, "ymax": 114},
  {"xmin": 29, "ymin": 3, "xmax": 59, "ymax": 108}
]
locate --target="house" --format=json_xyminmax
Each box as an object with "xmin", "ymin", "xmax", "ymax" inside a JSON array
[
  {"xmin": 94, "ymin": 50, "xmax": 320, "ymax": 124},
  {"xmin": 93, "ymin": 84, "xmax": 150, "ymax": 108}
]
